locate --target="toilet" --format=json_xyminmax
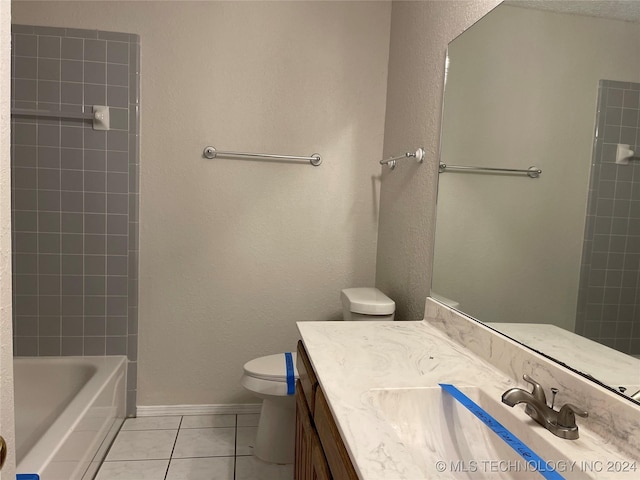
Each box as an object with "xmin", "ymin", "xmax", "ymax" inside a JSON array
[
  {"xmin": 240, "ymin": 287, "xmax": 395, "ymax": 464},
  {"xmin": 340, "ymin": 287, "xmax": 395, "ymax": 321}
]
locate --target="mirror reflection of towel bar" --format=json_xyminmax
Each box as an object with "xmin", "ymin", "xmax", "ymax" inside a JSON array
[{"xmin": 438, "ymin": 163, "xmax": 542, "ymax": 178}]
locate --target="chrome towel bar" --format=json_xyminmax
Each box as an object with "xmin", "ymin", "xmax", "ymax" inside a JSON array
[
  {"xmin": 380, "ymin": 148, "xmax": 425, "ymax": 170},
  {"xmin": 439, "ymin": 163, "xmax": 542, "ymax": 178},
  {"xmin": 203, "ymin": 146, "xmax": 322, "ymax": 166}
]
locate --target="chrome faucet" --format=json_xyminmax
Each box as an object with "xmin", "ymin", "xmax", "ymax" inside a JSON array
[{"xmin": 501, "ymin": 374, "xmax": 588, "ymax": 440}]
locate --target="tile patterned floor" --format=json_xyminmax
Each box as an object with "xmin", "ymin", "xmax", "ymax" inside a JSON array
[{"xmin": 95, "ymin": 414, "xmax": 294, "ymax": 480}]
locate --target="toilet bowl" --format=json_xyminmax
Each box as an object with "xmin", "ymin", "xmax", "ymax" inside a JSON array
[
  {"xmin": 240, "ymin": 287, "xmax": 395, "ymax": 464},
  {"xmin": 240, "ymin": 352, "xmax": 298, "ymax": 464}
]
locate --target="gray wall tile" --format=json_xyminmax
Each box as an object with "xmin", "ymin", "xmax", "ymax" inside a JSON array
[
  {"xmin": 578, "ymin": 80, "xmax": 640, "ymax": 354},
  {"xmin": 14, "ymin": 79, "xmax": 37, "ymax": 102},
  {"xmin": 62, "ymin": 275, "xmax": 83, "ymax": 295},
  {"xmin": 62, "ymin": 316, "xmax": 84, "ymax": 336},
  {"xmin": 85, "ymin": 40, "xmax": 106, "ymax": 62},
  {"xmin": 84, "ymin": 337, "xmax": 106, "ymax": 356},
  {"xmin": 12, "ymin": 25, "xmax": 140, "ymax": 416},
  {"xmin": 14, "ymin": 34, "xmax": 37, "ymax": 57},
  {"xmin": 107, "ymin": 86, "xmax": 128, "ymax": 108},
  {"xmin": 84, "ymin": 192, "xmax": 106, "ymax": 213},
  {"xmin": 84, "ymin": 316, "xmax": 106, "ymax": 335},
  {"xmin": 61, "ymin": 254, "xmax": 83, "ymax": 275},
  {"xmin": 40, "ymin": 147, "xmax": 61, "ymax": 168},
  {"xmin": 14, "ymin": 57, "xmax": 37, "ymax": 79},
  {"xmin": 61, "ymin": 38, "xmax": 83, "ymax": 60},
  {"xmin": 84, "ymin": 62, "xmax": 106, "ymax": 84},
  {"xmin": 85, "ymin": 276, "xmax": 105, "ymax": 295},
  {"xmin": 85, "ymin": 255, "xmax": 106, "ymax": 275},
  {"xmin": 106, "ymin": 336, "xmax": 127, "ymax": 355},
  {"xmin": 107, "ymin": 64, "xmax": 128, "ymax": 87},
  {"xmin": 62, "ymin": 295, "xmax": 84, "ymax": 317},
  {"xmin": 61, "ymin": 60, "xmax": 83, "ymax": 82},
  {"xmin": 107, "ymin": 42, "xmax": 128, "ymax": 64},
  {"xmin": 38, "ymin": 36, "xmax": 61, "ymax": 59},
  {"xmin": 85, "ymin": 150, "xmax": 106, "ymax": 171},
  {"xmin": 39, "ymin": 59, "xmax": 61, "ymax": 81},
  {"xmin": 61, "ymin": 83, "xmax": 83, "ymax": 105},
  {"xmin": 62, "ymin": 336, "xmax": 84, "ymax": 356},
  {"xmin": 84, "ymin": 84, "xmax": 106, "ymax": 105},
  {"xmin": 15, "ymin": 316, "xmax": 37, "ymax": 336}
]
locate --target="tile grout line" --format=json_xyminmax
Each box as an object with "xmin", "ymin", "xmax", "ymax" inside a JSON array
[
  {"xmin": 233, "ymin": 414, "xmax": 238, "ymax": 480},
  {"xmin": 162, "ymin": 415, "xmax": 183, "ymax": 480}
]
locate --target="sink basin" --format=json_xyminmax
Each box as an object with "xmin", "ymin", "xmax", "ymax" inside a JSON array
[{"xmin": 367, "ymin": 386, "xmax": 592, "ymax": 479}]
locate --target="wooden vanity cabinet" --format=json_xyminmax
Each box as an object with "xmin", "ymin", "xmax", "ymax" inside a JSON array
[{"xmin": 295, "ymin": 340, "xmax": 359, "ymax": 480}]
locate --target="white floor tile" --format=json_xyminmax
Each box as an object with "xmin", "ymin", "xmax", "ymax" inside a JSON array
[
  {"xmin": 121, "ymin": 415, "xmax": 182, "ymax": 431},
  {"xmin": 106, "ymin": 429, "xmax": 178, "ymax": 461},
  {"xmin": 236, "ymin": 426, "xmax": 257, "ymax": 456},
  {"xmin": 172, "ymin": 427, "xmax": 235, "ymax": 458},
  {"xmin": 237, "ymin": 413, "xmax": 260, "ymax": 427},
  {"xmin": 165, "ymin": 457, "xmax": 235, "ymax": 480},
  {"xmin": 95, "ymin": 459, "xmax": 169, "ymax": 480},
  {"xmin": 235, "ymin": 455, "xmax": 294, "ymax": 480},
  {"xmin": 181, "ymin": 414, "xmax": 236, "ymax": 428}
]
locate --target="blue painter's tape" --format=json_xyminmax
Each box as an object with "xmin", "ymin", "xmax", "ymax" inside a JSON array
[
  {"xmin": 285, "ymin": 352, "xmax": 295, "ymax": 395},
  {"xmin": 17, "ymin": 475, "xmax": 40, "ymax": 480},
  {"xmin": 439, "ymin": 384, "xmax": 565, "ymax": 480}
]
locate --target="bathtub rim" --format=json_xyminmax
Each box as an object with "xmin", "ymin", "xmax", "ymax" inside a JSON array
[{"xmin": 15, "ymin": 355, "xmax": 127, "ymax": 476}]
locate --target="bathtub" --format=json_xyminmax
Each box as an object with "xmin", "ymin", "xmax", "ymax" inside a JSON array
[{"xmin": 15, "ymin": 356, "xmax": 127, "ymax": 480}]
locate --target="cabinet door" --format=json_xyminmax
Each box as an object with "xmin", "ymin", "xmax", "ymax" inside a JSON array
[
  {"xmin": 314, "ymin": 388, "xmax": 359, "ymax": 480},
  {"xmin": 295, "ymin": 381, "xmax": 331, "ymax": 480}
]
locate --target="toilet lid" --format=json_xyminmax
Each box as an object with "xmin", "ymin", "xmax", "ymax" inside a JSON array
[{"xmin": 243, "ymin": 352, "xmax": 299, "ymax": 382}]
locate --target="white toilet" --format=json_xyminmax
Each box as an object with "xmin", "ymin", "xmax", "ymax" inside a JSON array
[{"xmin": 240, "ymin": 287, "xmax": 395, "ymax": 464}]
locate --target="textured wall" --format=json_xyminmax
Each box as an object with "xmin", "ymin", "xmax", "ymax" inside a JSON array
[
  {"xmin": 1, "ymin": 0, "xmax": 16, "ymax": 476},
  {"xmin": 376, "ymin": 0, "xmax": 500, "ymax": 321},
  {"xmin": 12, "ymin": 1, "xmax": 392, "ymax": 406}
]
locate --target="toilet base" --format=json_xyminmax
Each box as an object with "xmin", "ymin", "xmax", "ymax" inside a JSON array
[{"xmin": 254, "ymin": 396, "xmax": 295, "ymax": 464}]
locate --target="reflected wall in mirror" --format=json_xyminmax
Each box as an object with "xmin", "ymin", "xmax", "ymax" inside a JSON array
[{"xmin": 433, "ymin": 1, "xmax": 640, "ymax": 402}]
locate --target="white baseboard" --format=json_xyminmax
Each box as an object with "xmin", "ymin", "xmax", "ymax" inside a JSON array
[{"xmin": 136, "ymin": 403, "xmax": 262, "ymax": 417}]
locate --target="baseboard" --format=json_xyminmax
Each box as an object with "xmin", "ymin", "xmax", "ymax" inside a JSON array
[{"xmin": 136, "ymin": 403, "xmax": 262, "ymax": 417}]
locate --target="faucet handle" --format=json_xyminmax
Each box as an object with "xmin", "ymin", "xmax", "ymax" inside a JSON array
[
  {"xmin": 522, "ymin": 374, "xmax": 547, "ymax": 404},
  {"xmin": 557, "ymin": 403, "xmax": 588, "ymax": 428}
]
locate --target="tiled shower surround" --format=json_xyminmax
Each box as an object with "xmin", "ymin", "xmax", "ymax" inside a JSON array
[
  {"xmin": 10, "ymin": 25, "xmax": 140, "ymax": 414},
  {"xmin": 576, "ymin": 79, "xmax": 640, "ymax": 355}
]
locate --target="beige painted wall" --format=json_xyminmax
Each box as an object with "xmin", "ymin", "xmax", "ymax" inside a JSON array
[
  {"xmin": 432, "ymin": 6, "xmax": 640, "ymax": 330},
  {"xmin": 376, "ymin": 0, "xmax": 501, "ymax": 321},
  {"xmin": 1, "ymin": 0, "xmax": 16, "ymax": 476},
  {"xmin": 12, "ymin": 1, "xmax": 392, "ymax": 405}
]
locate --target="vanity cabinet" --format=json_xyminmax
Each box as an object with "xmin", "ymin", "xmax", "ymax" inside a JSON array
[{"xmin": 295, "ymin": 340, "xmax": 359, "ymax": 480}]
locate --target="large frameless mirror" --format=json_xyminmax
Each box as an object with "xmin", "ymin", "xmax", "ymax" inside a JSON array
[{"xmin": 433, "ymin": 0, "xmax": 640, "ymax": 404}]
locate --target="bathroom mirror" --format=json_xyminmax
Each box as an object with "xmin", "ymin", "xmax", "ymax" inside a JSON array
[{"xmin": 433, "ymin": 0, "xmax": 640, "ymax": 402}]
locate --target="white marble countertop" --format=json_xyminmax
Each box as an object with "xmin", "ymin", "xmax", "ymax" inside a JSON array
[
  {"xmin": 297, "ymin": 320, "xmax": 639, "ymax": 480},
  {"xmin": 487, "ymin": 323, "xmax": 640, "ymax": 393}
]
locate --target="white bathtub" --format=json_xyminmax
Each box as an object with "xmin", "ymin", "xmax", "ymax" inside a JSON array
[{"xmin": 15, "ymin": 356, "xmax": 127, "ymax": 480}]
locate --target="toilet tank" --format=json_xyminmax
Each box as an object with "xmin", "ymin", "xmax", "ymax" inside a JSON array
[{"xmin": 341, "ymin": 288, "xmax": 395, "ymax": 321}]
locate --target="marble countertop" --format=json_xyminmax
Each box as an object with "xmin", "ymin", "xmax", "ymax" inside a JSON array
[{"xmin": 297, "ymin": 320, "xmax": 639, "ymax": 479}]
